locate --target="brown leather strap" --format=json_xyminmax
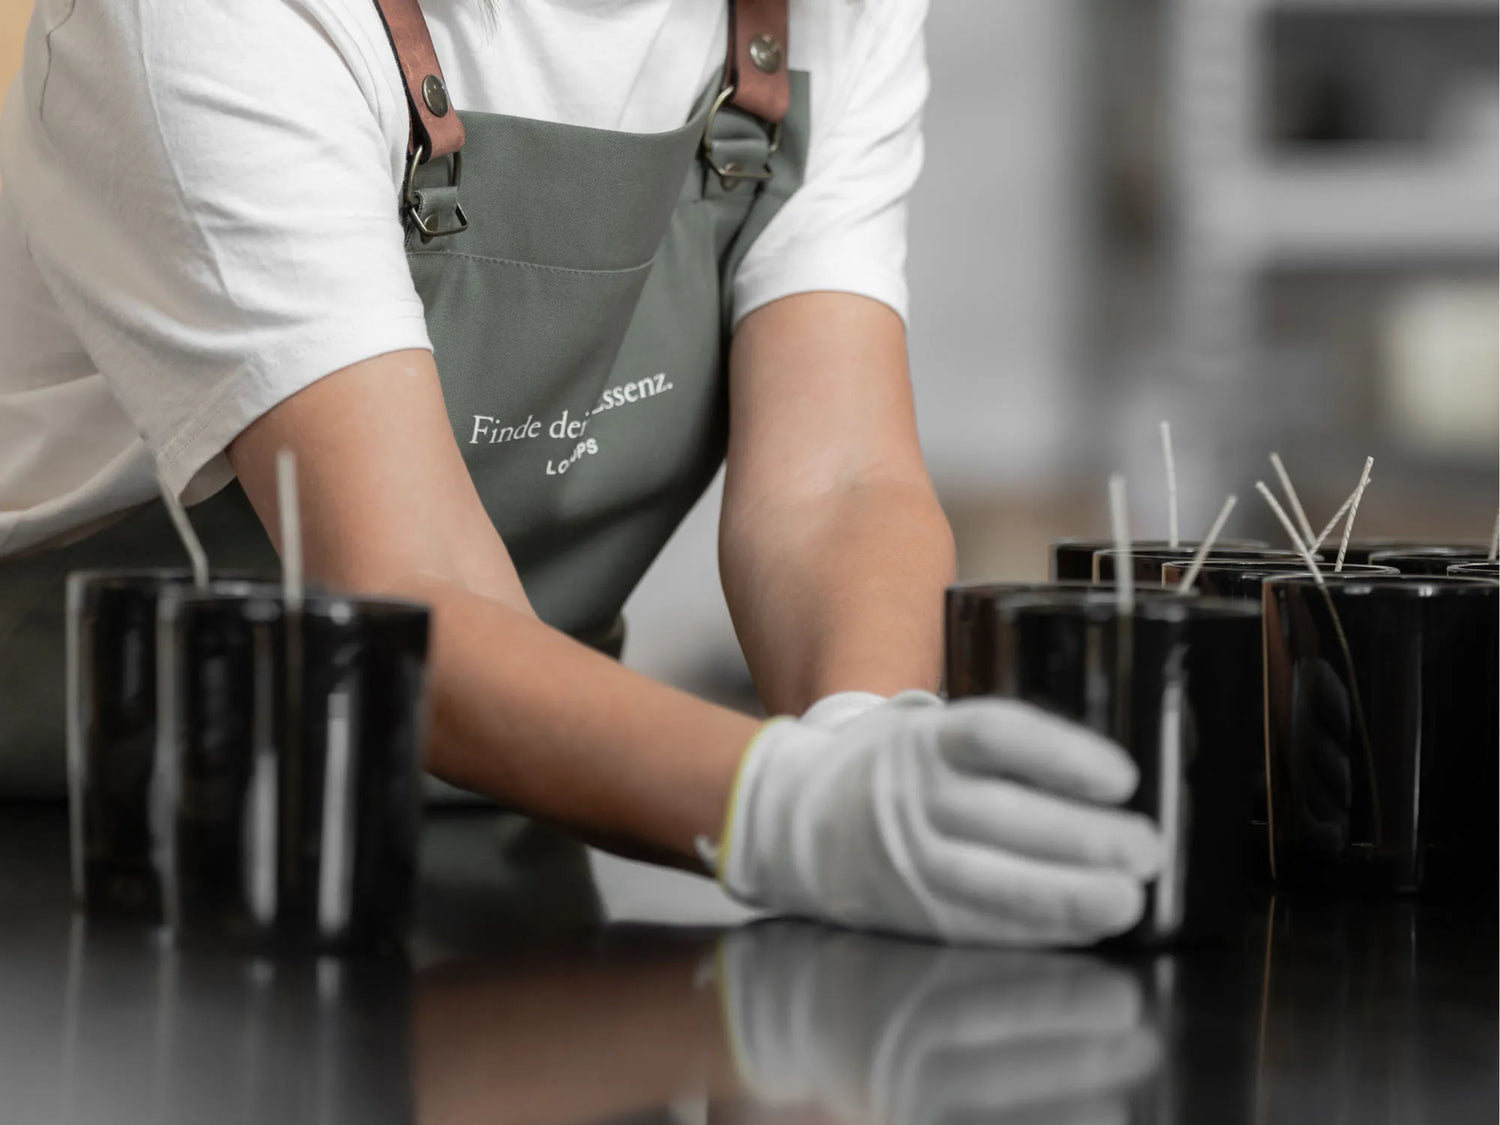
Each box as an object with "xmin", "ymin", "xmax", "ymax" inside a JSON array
[
  {"xmin": 371, "ymin": 0, "xmax": 465, "ymax": 161},
  {"xmin": 726, "ymin": 0, "xmax": 790, "ymax": 124}
]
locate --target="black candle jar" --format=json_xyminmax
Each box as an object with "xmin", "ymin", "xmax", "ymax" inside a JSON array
[
  {"xmin": 1050, "ymin": 538, "xmax": 1268, "ymax": 582},
  {"xmin": 1367, "ymin": 546, "xmax": 1492, "ymax": 575},
  {"xmin": 988, "ymin": 590, "xmax": 1261, "ymax": 944},
  {"xmin": 944, "ymin": 581, "xmax": 1094, "ymax": 699},
  {"xmin": 1262, "ymin": 574, "xmax": 1498, "ymax": 895},
  {"xmin": 65, "ymin": 569, "xmax": 268, "ymax": 919},
  {"xmin": 1447, "ymin": 561, "xmax": 1499, "ymax": 580},
  {"xmin": 155, "ymin": 584, "xmax": 431, "ymax": 954},
  {"xmin": 1158, "ymin": 560, "xmax": 1398, "ymax": 603},
  {"xmin": 1335, "ymin": 540, "xmax": 1429, "ymax": 566},
  {"xmin": 1340, "ymin": 540, "xmax": 1486, "ymax": 566},
  {"xmin": 1093, "ymin": 547, "xmax": 1306, "ymax": 586},
  {"xmin": 1155, "ymin": 560, "xmax": 1397, "ymax": 883}
]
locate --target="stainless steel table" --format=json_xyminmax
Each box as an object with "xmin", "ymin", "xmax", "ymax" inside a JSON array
[{"xmin": 2, "ymin": 804, "xmax": 1494, "ymax": 1124}]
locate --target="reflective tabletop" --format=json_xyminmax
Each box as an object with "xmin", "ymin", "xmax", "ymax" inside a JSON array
[{"xmin": 2, "ymin": 804, "xmax": 1494, "ymax": 1124}]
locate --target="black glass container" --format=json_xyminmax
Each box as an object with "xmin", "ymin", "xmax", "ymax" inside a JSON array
[
  {"xmin": 1159, "ymin": 560, "xmax": 1399, "ymax": 603},
  {"xmin": 1263, "ymin": 574, "xmax": 1498, "ymax": 895},
  {"xmin": 65, "ymin": 569, "xmax": 267, "ymax": 920},
  {"xmin": 1050, "ymin": 538, "xmax": 1268, "ymax": 582},
  {"xmin": 1447, "ymin": 561, "xmax": 1499, "ymax": 580},
  {"xmin": 156, "ymin": 584, "xmax": 431, "ymax": 954},
  {"xmin": 988, "ymin": 590, "xmax": 1261, "ymax": 944},
  {"xmin": 1340, "ymin": 540, "xmax": 1486, "ymax": 566},
  {"xmin": 944, "ymin": 581, "xmax": 1094, "ymax": 699},
  {"xmin": 1157, "ymin": 560, "xmax": 1398, "ymax": 882},
  {"xmin": 1093, "ymin": 547, "xmax": 1307, "ymax": 586},
  {"xmin": 1367, "ymin": 546, "xmax": 1492, "ymax": 576}
]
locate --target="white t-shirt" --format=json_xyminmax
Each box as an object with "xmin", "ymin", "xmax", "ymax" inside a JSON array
[{"xmin": 0, "ymin": 0, "xmax": 928, "ymax": 557}]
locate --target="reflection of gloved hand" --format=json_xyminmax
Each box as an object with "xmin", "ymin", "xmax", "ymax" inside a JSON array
[
  {"xmin": 719, "ymin": 921, "xmax": 1162, "ymax": 1125},
  {"xmin": 1288, "ymin": 658, "xmax": 1352, "ymax": 854},
  {"xmin": 711, "ymin": 696, "xmax": 1164, "ymax": 947}
]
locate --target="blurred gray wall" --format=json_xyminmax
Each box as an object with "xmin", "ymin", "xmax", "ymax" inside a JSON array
[{"xmin": 906, "ymin": 0, "xmax": 1090, "ymax": 489}]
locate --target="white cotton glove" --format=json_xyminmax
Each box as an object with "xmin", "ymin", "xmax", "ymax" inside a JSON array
[
  {"xmin": 718, "ymin": 922, "xmax": 1162, "ymax": 1125},
  {"xmin": 713, "ymin": 695, "xmax": 1164, "ymax": 946}
]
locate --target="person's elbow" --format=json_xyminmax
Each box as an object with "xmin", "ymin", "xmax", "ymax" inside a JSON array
[{"xmin": 223, "ymin": 349, "xmax": 535, "ymax": 614}]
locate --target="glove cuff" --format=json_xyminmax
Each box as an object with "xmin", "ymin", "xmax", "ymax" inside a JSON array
[
  {"xmin": 800, "ymin": 688, "xmax": 943, "ymax": 733},
  {"xmin": 799, "ymin": 691, "xmax": 887, "ymax": 731},
  {"xmin": 886, "ymin": 688, "xmax": 944, "ymax": 711},
  {"xmin": 704, "ymin": 717, "xmax": 796, "ymax": 887},
  {"xmin": 714, "ymin": 717, "xmax": 832, "ymax": 906}
]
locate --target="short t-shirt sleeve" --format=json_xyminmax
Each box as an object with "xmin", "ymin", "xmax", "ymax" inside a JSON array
[
  {"xmin": 6, "ymin": 0, "xmax": 429, "ymax": 500},
  {"xmin": 731, "ymin": 0, "xmax": 929, "ymax": 327}
]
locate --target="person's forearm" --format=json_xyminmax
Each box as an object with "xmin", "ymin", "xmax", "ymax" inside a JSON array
[
  {"xmin": 225, "ymin": 352, "xmax": 758, "ymax": 870},
  {"xmin": 720, "ymin": 476, "xmax": 955, "ymax": 716},
  {"xmin": 392, "ymin": 576, "xmax": 758, "ymax": 869}
]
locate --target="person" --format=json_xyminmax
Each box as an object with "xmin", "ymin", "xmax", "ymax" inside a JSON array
[{"xmin": 0, "ymin": 0, "xmax": 1161, "ymax": 945}]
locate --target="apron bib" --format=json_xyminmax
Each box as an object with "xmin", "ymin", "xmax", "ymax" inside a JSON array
[
  {"xmin": 406, "ymin": 68, "xmax": 808, "ymax": 642},
  {"xmin": 0, "ymin": 2, "xmax": 807, "ymax": 799}
]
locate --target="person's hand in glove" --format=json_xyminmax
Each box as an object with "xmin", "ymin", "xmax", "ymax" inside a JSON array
[
  {"xmin": 703, "ymin": 693, "xmax": 1164, "ymax": 947},
  {"xmin": 718, "ymin": 921, "xmax": 1163, "ymax": 1125}
]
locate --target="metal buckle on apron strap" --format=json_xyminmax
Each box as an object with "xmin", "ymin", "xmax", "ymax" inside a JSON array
[
  {"xmin": 403, "ymin": 144, "xmax": 469, "ymax": 240},
  {"xmin": 702, "ymin": 85, "xmax": 782, "ymax": 185}
]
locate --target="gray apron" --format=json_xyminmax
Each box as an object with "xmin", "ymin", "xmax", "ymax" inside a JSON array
[{"xmin": 0, "ymin": 2, "xmax": 810, "ymax": 833}]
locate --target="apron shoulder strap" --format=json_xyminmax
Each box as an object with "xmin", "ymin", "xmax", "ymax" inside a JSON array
[
  {"xmin": 370, "ymin": 0, "xmax": 788, "ymax": 149},
  {"xmin": 726, "ymin": 0, "xmax": 790, "ymax": 124},
  {"xmin": 371, "ymin": 0, "xmax": 466, "ymax": 162}
]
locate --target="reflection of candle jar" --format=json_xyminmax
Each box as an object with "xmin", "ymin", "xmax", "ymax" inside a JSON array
[
  {"xmin": 987, "ymin": 590, "xmax": 1260, "ymax": 944},
  {"xmin": 156, "ymin": 584, "xmax": 431, "ymax": 953},
  {"xmin": 1049, "ymin": 538, "xmax": 1269, "ymax": 582},
  {"xmin": 1250, "ymin": 893, "xmax": 1496, "ymax": 1124},
  {"xmin": 58, "ymin": 917, "xmax": 413, "ymax": 1125},
  {"xmin": 66, "ymin": 570, "xmax": 267, "ymax": 920},
  {"xmin": 159, "ymin": 954, "xmax": 413, "ymax": 1125},
  {"xmin": 1263, "ymin": 575, "xmax": 1499, "ymax": 895}
]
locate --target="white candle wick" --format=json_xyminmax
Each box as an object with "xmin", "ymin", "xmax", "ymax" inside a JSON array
[
  {"xmin": 1335, "ymin": 457, "xmax": 1374, "ymax": 573},
  {"xmin": 276, "ymin": 449, "xmax": 304, "ymax": 614},
  {"xmin": 1160, "ymin": 421, "xmax": 1179, "ymax": 550},
  {"xmin": 1269, "ymin": 452, "xmax": 1318, "ymax": 555},
  {"xmin": 1255, "ymin": 481, "xmax": 1323, "ymax": 587},
  {"xmin": 1175, "ymin": 494, "xmax": 1238, "ymax": 596},
  {"xmin": 1109, "ymin": 473, "xmax": 1134, "ymax": 616},
  {"xmin": 158, "ymin": 477, "xmax": 209, "ymax": 591}
]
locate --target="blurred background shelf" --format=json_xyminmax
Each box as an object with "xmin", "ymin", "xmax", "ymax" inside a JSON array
[
  {"xmin": 1245, "ymin": 157, "xmax": 1497, "ymax": 263},
  {"xmin": 1259, "ymin": 0, "xmax": 1496, "ymax": 12},
  {"xmin": 1163, "ymin": 0, "xmax": 1496, "ymax": 525}
]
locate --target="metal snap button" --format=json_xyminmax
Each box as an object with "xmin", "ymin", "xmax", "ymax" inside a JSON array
[
  {"xmin": 422, "ymin": 74, "xmax": 450, "ymax": 117},
  {"xmin": 748, "ymin": 33, "xmax": 784, "ymax": 74}
]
